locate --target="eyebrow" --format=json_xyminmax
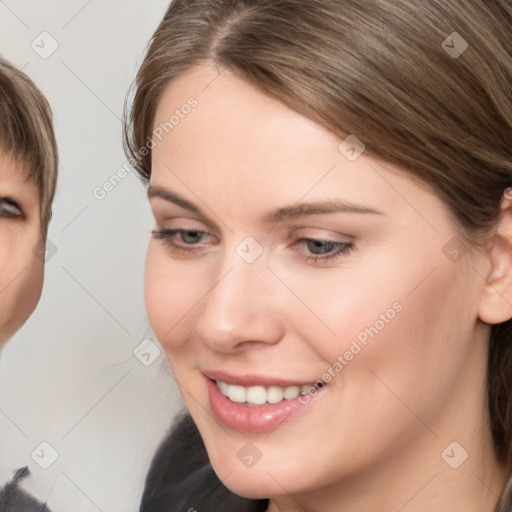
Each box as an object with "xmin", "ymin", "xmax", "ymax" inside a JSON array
[{"xmin": 147, "ymin": 185, "xmax": 384, "ymax": 224}]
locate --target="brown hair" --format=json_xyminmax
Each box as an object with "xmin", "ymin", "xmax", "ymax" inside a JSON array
[
  {"xmin": 0, "ymin": 57, "xmax": 58, "ymax": 237},
  {"xmin": 124, "ymin": 0, "xmax": 512, "ymax": 509}
]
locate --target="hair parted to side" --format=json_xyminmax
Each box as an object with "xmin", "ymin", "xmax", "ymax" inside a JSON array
[
  {"xmin": 0, "ymin": 56, "xmax": 58, "ymax": 237},
  {"xmin": 124, "ymin": 0, "xmax": 512, "ymax": 509}
]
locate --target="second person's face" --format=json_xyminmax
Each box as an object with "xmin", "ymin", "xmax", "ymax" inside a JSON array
[
  {"xmin": 144, "ymin": 64, "xmax": 493, "ymax": 505},
  {"xmin": 0, "ymin": 152, "xmax": 44, "ymax": 344}
]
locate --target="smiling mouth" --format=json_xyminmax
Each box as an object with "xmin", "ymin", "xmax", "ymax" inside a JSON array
[{"xmin": 214, "ymin": 379, "xmax": 326, "ymax": 406}]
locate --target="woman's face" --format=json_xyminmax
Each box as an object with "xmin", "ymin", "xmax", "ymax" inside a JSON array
[
  {"xmin": 145, "ymin": 65, "xmax": 494, "ymax": 503},
  {"xmin": 0, "ymin": 152, "xmax": 44, "ymax": 344}
]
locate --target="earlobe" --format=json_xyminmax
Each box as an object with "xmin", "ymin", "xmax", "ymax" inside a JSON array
[{"xmin": 478, "ymin": 192, "xmax": 512, "ymax": 325}]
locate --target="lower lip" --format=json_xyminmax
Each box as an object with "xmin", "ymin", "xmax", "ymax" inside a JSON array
[{"xmin": 206, "ymin": 378, "xmax": 325, "ymax": 433}]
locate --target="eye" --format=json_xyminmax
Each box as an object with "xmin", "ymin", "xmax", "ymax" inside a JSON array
[
  {"xmin": 151, "ymin": 227, "xmax": 355, "ymax": 264},
  {"xmin": 293, "ymin": 237, "xmax": 355, "ymax": 264},
  {"xmin": 0, "ymin": 197, "xmax": 23, "ymax": 218},
  {"xmin": 151, "ymin": 228, "xmax": 216, "ymax": 255},
  {"xmin": 304, "ymin": 239, "xmax": 342, "ymax": 255}
]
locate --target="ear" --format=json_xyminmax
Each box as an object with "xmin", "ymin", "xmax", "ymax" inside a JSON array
[{"xmin": 478, "ymin": 189, "xmax": 512, "ymax": 325}]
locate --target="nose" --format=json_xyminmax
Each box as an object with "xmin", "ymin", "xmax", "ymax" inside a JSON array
[{"xmin": 194, "ymin": 256, "xmax": 285, "ymax": 353}]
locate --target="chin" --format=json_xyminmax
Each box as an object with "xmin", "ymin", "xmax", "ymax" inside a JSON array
[
  {"xmin": 205, "ymin": 442, "xmax": 311, "ymax": 500},
  {"xmin": 215, "ymin": 470, "xmax": 279, "ymax": 500}
]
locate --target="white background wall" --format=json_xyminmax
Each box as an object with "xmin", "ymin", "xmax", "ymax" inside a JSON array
[{"xmin": 0, "ymin": 1, "xmax": 184, "ymax": 510}]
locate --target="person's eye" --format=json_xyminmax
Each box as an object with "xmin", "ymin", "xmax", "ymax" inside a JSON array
[
  {"xmin": 293, "ymin": 237, "xmax": 354, "ymax": 264},
  {"xmin": 151, "ymin": 228, "xmax": 216, "ymax": 255},
  {"xmin": 0, "ymin": 198, "xmax": 23, "ymax": 219}
]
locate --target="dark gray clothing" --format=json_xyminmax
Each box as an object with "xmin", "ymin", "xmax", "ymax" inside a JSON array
[
  {"xmin": 139, "ymin": 413, "xmax": 268, "ymax": 512},
  {"xmin": 0, "ymin": 468, "xmax": 50, "ymax": 512}
]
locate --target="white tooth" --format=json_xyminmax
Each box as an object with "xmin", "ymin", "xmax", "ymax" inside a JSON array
[
  {"xmin": 301, "ymin": 384, "xmax": 313, "ymax": 395},
  {"xmin": 227, "ymin": 385, "xmax": 246, "ymax": 403},
  {"xmin": 283, "ymin": 385, "xmax": 301, "ymax": 400},
  {"xmin": 267, "ymin": 386, "xmax": 284, "ymax": 404},
  {"xmin": 246, "ymin": 386, "xmax": 267, "ymax": 405},
  {"xmin": 217, "ymin": 380, "xmax": 229, "ymax": 396},
  {"xmin": 220, "ymin": 381, "xmax": 322, "ymax": 405}
]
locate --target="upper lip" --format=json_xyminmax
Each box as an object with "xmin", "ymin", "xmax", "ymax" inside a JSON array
[{"xmin": 202, "ymin": 370, "xmax": 323, "ymax": 387}]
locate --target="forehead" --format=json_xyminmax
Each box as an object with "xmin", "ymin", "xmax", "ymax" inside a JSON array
[
  {"xmin": 154, "ymin": 64, "xmax": 327, "ymax": 145},
  {"xmin": 152, "ymin": 65, "xmax": 353, "ymax": 190},
  {"xmin": 151, "ymin": 66, "xmax": 438, "ymax": 219}
]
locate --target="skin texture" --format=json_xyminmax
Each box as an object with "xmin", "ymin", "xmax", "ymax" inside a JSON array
[
  {"xmin": 0, "ymin": 152, "xmax": 44, "ymax": 344},
  {"xmin": 145, "ymin": 64, "xmax": 511, "ymax": 512}
]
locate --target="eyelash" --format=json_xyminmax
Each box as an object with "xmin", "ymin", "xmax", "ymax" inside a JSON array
[{"xmin": 151, "ymin": 229, "xmax": 354, "ymax": 264}]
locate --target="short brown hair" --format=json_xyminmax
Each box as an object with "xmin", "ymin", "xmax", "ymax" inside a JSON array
[{"xmin": 0, "ymin": 57, "xmax": 58, "ymax": 237}]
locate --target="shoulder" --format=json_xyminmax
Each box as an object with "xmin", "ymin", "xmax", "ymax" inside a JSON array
[{"xmin": 0, "ymin": 467, "xmax": 51, "ymax": 512}]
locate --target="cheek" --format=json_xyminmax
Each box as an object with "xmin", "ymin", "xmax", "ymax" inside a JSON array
[
  {"xmin": 279, "ymin": 240, "xmax": 476, "ymax": 401},
  {"xmin": 265, "ymin": 252, "xmax": 411, "ymax": 365},
  {"xmin": 0, "ymin": 232, "xmax": 44, "ymax": 342},
  {"xmin": 324, "ymin": 252, "xmax": 478, "ymax": 429},
  {"xmin": 144, "ymin": 243, "xmax": 208, "ymax": 353}
]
